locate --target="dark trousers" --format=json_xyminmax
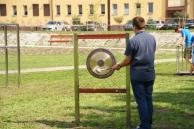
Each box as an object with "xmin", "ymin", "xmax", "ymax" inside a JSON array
[{"xmin": 131, "ymin": 80, "xmax": 154, "ymax": 129}]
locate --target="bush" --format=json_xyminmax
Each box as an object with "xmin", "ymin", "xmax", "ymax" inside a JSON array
[
  {"xmin": 114, "ymin": 16, "xmax": 123, "ymax": 24},
  {"xmin": 72, "ymin": 16, "xmax": 81, "ymax": 25}
]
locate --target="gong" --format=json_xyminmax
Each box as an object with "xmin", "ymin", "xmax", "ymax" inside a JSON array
[{"xmin": 86, "ymin": 48, "xmax": 116, "ymax": 79}]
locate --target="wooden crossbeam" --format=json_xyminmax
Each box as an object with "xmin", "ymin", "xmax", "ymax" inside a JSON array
[
  {"xmin": 77, "ymin": 34, "xmax": 127, "ymax": 39},
  {"xmin": 48, "ymin": 40, "xmax": 71, "ymax": 42}
]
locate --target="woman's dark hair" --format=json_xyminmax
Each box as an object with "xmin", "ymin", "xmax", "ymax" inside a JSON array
[{"xmin": 132, "ymin": 16, "xmax": 145, "ymax": 30}]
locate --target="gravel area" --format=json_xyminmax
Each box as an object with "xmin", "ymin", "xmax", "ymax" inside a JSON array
[{"xmin": 1, "ymin": 31, "xmax": 193, "ymax": 48}]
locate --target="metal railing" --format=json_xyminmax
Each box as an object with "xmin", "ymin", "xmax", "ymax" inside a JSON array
[
  {"xmin": 0, "ymin": 24, "xmax": 21, "ymax": 87},
  {"xmin": 176, "ymin": 44, "xmax": 192, "ymax": 75}
]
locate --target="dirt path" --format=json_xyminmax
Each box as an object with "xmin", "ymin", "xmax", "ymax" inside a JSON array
[{"xmin": 0, "ymin": 58, "xmax": 176, "ymax": 74}]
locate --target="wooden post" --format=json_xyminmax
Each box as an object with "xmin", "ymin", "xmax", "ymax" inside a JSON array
[
  {"xmin": 73, "ymin": 33, "xmax": 80, "ymax": 124},
  {"xmin": 176, "ymin": 46, "xmax": 180, "ymax": 73},
  {"xmin": 125, "ymin": 33, "xmax": 131, "ymax": 128},
  {"xmin": 4, "ymin": 25, "xmax": 8, "ymax": 87},
  {"xmin": 16, "ymin": 24, "xmax": 21, "ymax": 87},
  {"xmin": 181, "ymin": 45, "xmax": 184, "ymax": 71}
]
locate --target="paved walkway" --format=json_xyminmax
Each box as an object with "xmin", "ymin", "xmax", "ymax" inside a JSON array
[{"xmin": 0, "ymin": 58, "xmax": 176, "ymax": 74}]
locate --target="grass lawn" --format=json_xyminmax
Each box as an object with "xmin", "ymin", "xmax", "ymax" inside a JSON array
[
  {"xmin": 0, "ymin": 50, "xmax": 176, "ymax": 70},
  {"xmin": 0, "ymin": 62, "xmax": 194, "ymax": 129}
]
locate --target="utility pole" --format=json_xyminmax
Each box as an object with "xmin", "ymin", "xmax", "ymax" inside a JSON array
[
  {"xmin": 107, "ymin": 0, "xmax": 110, "ymax": 31},
  {"xmin": 50, "ymin": 0, "xmax": 54, "ymax": 21},
  {"xmin": 184, "ymin": 0, "xmax": 188, "ymax": 19}
]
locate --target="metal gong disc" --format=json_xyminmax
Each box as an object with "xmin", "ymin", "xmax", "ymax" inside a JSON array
[{"xmin": 86, "ymin": 48, "xmax": 116, "ymax": 79}]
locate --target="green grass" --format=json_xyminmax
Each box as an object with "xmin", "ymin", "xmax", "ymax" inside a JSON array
[
  {"xmin": 0, "ymin": 62, "xmax": 194, "ymax": 129},
  {"xmin": 0, "ymin": 52, "xmax": 86, "ymax": 70},
  {"xmin": 155, "ymin": 51, "xmax": 176, "ymax": 59},
  {"xmin": 0, "ymin": 51, "xmax": 176, "ymax": 70}
]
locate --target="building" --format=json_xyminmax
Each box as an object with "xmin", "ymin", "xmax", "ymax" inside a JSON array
[
  {"xmin": 166, "ymin": 0, "xmax": 194, "ymax": 19},
  {"xmin": 0, "ymin": 0, "xmax": 193, "ymax": 27}
]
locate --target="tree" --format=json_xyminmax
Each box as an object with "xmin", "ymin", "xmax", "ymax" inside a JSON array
[
  {"xmin": 173, "ymin": 11, "xmax": 186, "ymax": 18},
  {"xmin": 113, "ymin": 16, "xmax": 123, "ymax": 24},
  {"xmin": 72, "ymin": 15, "xmax": 81, "ymax": 25},
  {"xmin": 173, "ymin": 11, "xmax": 188, "ymax": 26}
]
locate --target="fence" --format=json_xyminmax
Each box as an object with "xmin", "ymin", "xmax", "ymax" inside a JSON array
[
  {"xmin": 176, "ymin": 45, "xmax": 193, "ymax": 75},
  {"xmin": 0, "ymin": 24, "xmax": 21, "ymax": 87}
]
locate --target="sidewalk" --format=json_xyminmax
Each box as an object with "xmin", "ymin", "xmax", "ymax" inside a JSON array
[{"xmin": 0, "ymin": 58, "xmax": 176, "ymax": 74}]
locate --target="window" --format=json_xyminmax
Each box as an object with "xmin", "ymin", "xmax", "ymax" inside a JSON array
[
  {"xmin": 89, "ymin": 4, "xmax": 94, "ymax": 15},
  {"xmin": 44, "ymin": 4, "xmax": 50, "ymax": 16},
  {"xmin": 78, "ymin": 5, "xmax": 82, "ymax": 15},
  {"xmin": 136, "ymin": 3, "xmax": 141, "ymax": 15},
  {"xmin": 67, "ymin": 5, "xmax": 71, "ymax": 15},
  {"xmin": 23, "ymin": 5, "xmax": 28, "ymax": 16},
  {"xmin": 148, "ymin": 2, "xmax": 153, "ymax": 13},
  {"xmin": 56, "ymin": 5, "xmax": 60, "ymax": 16},
  {"xmin": 101, "ymin": 4, "xmax": 105, "ymax": 15},
  {"xmin": 112, "ymin": 4, "xmax": 117, "ymax": 15},
  {"xmin": 0, "ymin": 4, "xmax": 6, "ymax": 16},
  {"xmin": 33, "ymin": 4, "xmax": 39, "ymax": 16},
  {"xmin": 124, "ymin": 3, "xmax": 129, "ymax": 15},
  {"xmin": 12, "ymin": 5, "xmax": 17, "ymax": 16}
]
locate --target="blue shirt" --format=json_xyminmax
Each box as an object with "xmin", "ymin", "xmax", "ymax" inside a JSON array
[
  {"xmin": 125, "ymin": 31, "xmax": 156, "ymax": 81},
  {"xmin": 192, "ymin": 36, "xmax": 194, "ymax": 44},
  {"xmin": 192, "ymin": 36, "xmax": 194, "ymax": 54},
  {"xmin": 181, "ymin": 29, "xmax": 192, "ymax": 47}
]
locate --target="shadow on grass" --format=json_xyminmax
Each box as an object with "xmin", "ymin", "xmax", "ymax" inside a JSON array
[
  {"xmin": 3, "ymin": 120, "xmax": 78, "ymax": 128},
  {"xmin": 71, "ymin": 105, "xmax": 131, "ymax": 129},
  {"xmin": 156, "ymin": 72, "xmax": 176, "ymax": 76},
  {"xmin": 4, "ymin": 88, "xmax": 194, "ymax": 129},
  {"xmin": 36, "ymin": 120, "xmax": 77, "ymax": 128},
  {"xmin": 110, "ymin": 84, "xmax": 194, "ymax": 129},
  {"xmin": 179, "ymin": 79, "xmax": 194, "ymax": 82},
  {"xmin": 3, "ymin": 104, "xmax": 131, "ymax": 128},
  {"xmin": 4, "ymin": 120, "xmax": 78, "ymax": 128},
  {"xmin": 4, "ymin": 108, "xmax": 128, "ymax": 129},
  {"xmin": 3, "ymin": 73, "xmax": 194, "ymax": 129}
]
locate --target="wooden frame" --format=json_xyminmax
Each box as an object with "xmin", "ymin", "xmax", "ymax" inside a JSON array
[{"xmin": 73, "ymin": 33, "xmax": 131, "ymax": 128}]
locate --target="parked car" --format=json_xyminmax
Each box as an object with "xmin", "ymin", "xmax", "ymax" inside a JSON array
[
  {"xmin": 146, "ymin": 19, "xmax": 165, "ymax": 30},
  {"xmin": 71, "ymin": 24, "xmax": 87, "ymax": 31},
  {"xmin": 71, "ymin": 25, "xmax": 80, "ymax": 31},
  {"xmin": 85, "ymin": 21, "xmax": 97, "ymax": 31},
  {"xmin": 160, "ymin": 20, "xmax": 178, "ymax": 30},
  {"xmin": 124, "ymin": 20, "xmax": 133, "ymax": 30},
  {"xmin": 185, "ymin": 19, "xmax": 194, "ymax": 29},
  {"xmin": 85, "ymin": 21, "xmax": 105, "ymax": 31},
  {"xmin": 146, "ymin": 19, "xmax": 157, "ymax": 29},
  {"xmin": 155, "ymin": 20, "xmax": 165, "ymax": 29},
  {"xmin": 42, "ymin": 21, "xmax": 65, "ymax": 31},
  {"xmin": 63, "ymin": 22, "xmax": 71, "ymax": 31},
  {"xmin": 99, "ymin": 23, "xmax": 108, "ymax": 31}
]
